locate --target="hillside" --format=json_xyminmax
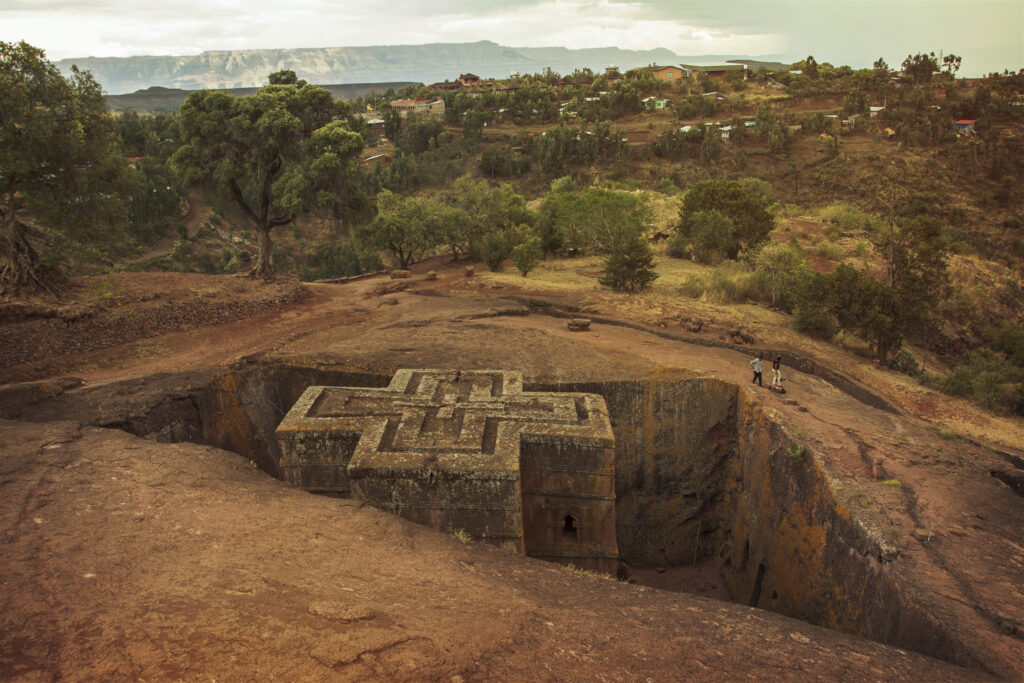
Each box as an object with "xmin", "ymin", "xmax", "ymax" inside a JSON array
[{"xmin": 106, "ymin": 82, "xmax": 420, "ymax": 113}]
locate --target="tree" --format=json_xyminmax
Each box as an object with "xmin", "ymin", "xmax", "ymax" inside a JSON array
[
  {"xmin": 843, "ymin": 90, "xmax": 869, "ymax": 116},
  {"xmin": 268, "ymin": 69, "xmax": 305, "ymax": 86},
  {"xmin": 869, "ymin": 214, "xmax": 949, "ymax": 339},
  {"xmin": 902, "ymin": 52, "xmax": 939, "ymax": 84},
  {"xmin": 450, "ymin": 174, "xmax": 532, "ymax": 256},
  {"xmin": 599, "ymin": 229, "xmax": 658, "ymax": 292},
  {"xmin": 1, "ymin": 41, "xmax": 124, "ymax": 290},
  {"xmin": 673, "ymin": 209, "xmax": 737, "ymax": 263},
  {"xmin": 942, "ymin": 54, "xmax": 962, "ymax": 75},
  {"xmin": 825, "ymin": 132, "xmax": 843, "ymax": 160},
  {"xmin": 512, "ymin": 236, "xmax": 542, "ymax": 276},
  {"xmin": 804, "ymin": 55, "xmax": 819, "ymax": 80},
  {"xmin": 677, "ymin": 179, "xmax": 774, "ymax": 258},
  {"xmin": 172, "ymin": 76, "xmax": 362, "ymax": 278},
  {"xmin": 753, "ymin": 242, "xmax": 807, "ymax": 307},
  {"xmin": 357, "ymin": 189, "xmax": 435, "ymax": 269},
  {"xmin": 423, "ymin": 199, "xmax": 474, "ymax": 262}
]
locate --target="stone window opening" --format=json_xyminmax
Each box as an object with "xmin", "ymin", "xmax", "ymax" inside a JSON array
[{"xmin": 562, "ymin": 515, "xmax": 579, "ymax": 543}]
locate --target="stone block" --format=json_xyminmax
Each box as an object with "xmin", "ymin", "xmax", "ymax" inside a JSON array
[{"xmin": 275, "ymin": 369, "xmax": 617, "ymax": 568}]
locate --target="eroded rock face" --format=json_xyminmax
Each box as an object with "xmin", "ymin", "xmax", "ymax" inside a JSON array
[
  {"xmin": 1, "ymin": 419, "xmax": 982, "ymax": 681},
  {"xmin": 11, "ymin": 362, "xmax": 1014, "ymax": 674},
  {"xmin": 275, "ymin": 369, "xmax": 618, "ymax": 572}
]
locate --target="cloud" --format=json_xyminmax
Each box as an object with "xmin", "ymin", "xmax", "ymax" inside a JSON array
[{"xmin": 1, "ymin": 0, "xmax": 1020, "ymax": 74}]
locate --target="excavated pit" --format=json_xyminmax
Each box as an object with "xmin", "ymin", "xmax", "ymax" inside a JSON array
[{"xmin": 22, "ymin": 361, "xmax": 978, "ymax": 669}]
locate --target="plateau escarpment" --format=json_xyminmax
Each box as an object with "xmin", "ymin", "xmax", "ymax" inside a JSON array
[{"xmin": 57, "ymin": 41, "xmax": 733, "ymax": 94}]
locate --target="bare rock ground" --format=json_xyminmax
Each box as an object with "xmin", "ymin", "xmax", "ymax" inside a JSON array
[
  {"xmin": 0, "ymin": 263, "xmax": 1021, "ymax": 680},
  {"xmin": 0, "ymin": 419, "xmax": 988, "ymax": 681}
]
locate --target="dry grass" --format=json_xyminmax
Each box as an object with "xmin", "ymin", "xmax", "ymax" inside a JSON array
[{"xmin": 473, "ymin": 221, "xmax": 1024, "ymax": 453}]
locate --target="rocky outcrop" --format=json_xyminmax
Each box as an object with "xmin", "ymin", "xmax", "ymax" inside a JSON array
[{"xmin": 11, "ymin": 361, "xmax": 1009, "ymax": 673}]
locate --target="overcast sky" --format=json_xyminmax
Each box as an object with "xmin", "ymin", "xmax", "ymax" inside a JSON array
[{"xmin": 2, "ymin": 0, "xmax": 1021, "ymax": 75}]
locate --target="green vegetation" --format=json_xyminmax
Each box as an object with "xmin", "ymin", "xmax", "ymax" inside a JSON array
[
  {"xmin": 3, "ymin": 41, "xmax": 1024, "ymax": 418},
  {"xmin": 172, "ymin": 70, "xmax": 365, "ymax": 278},
  {"xmin": 599, "ymin": 229, "xmax": 658, "ymax": 292},
  {"xmin": 1, "ymin": 41, "xmax": 126, "ymax": 290},
  {"xmin": 674, "ymin": 179, "xmax": 775, "ymax": 260},
  {"xmin": 512, "ymin": 236, "xmax": 542, "ymax": 277}
]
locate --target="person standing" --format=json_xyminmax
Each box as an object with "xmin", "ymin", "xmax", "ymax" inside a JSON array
[
  {"xmin": 771, "ymin": 355, "xmax": 783, "ymax": 389},
  {"xmin": 749, "ymin": 355, "xmax": 763, "ymax": 387}
]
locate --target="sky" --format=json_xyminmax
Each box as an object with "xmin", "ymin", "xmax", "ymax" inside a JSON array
[{"xmin": 2, "ymin": 0, "xmax": 1022, "ymax": 76}]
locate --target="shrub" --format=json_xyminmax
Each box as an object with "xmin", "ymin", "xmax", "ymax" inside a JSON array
[
  {"xmin": 657, "ymin": 177, "xmax": 682, "ymax": 195},
  {"xmin": 482, "ymin": 231, "xmax": 512, "ymax": 271},
  {"xmin": 819, "ymin": 202, "xmax": 877, "ymax": 234},
  {"xmin": 198, "ymin": 251, "xmax": 217, "ymax": 274},
  {"xmin": 171, "ymin": 237, "xmax": 192, "ymax": 263},
  {"xmin": 887, "ymin": 350, "xmax": 921, "ymax": 376},
  {"xmin": 939, "ymin": 349, "xmax": 1024, "ymax": 415},
  {"xmin": 793, "ymin": 304, "xmax": 836, "ymax": 340},
  {"xmin": 512, "ymin": 236, "xmax": 542, "ymax": 277},
  {"xmin": 673, "ymin": 209, "xmax": 739, "ymax": 263},
  {"xmin": 599, "ymin": 230, "xmax": 658, "ymax": 292},
  {"xmin": 666, "ymin": 231, "xmax": 690, "ymax": 258}
]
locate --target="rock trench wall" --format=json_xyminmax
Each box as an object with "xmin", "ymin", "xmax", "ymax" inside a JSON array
[{"xmin": 18, "ymin": 362, "xmax": 975, "ymax": 668}]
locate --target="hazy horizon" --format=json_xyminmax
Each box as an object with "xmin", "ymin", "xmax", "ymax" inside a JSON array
[{"xmin": 3, "ymin": 1, "xmax": 1022, "ymax": 77}]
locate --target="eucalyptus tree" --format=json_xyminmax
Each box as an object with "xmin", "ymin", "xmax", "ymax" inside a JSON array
[
  {"xmin": 1, "ymin": 41, "xmax": 124, "ymax": 291},
  {"xmin": 172, "ymin": 71, "xmax": 363, "ymax": 279}
]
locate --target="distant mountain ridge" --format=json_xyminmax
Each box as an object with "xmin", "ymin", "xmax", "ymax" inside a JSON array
[{"xmin": 56, "ymin": 40, "xmax": 781, "ymax": 95}]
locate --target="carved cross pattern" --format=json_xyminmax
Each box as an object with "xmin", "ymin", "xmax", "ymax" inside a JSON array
[{"xmin": 276, "ymin": 369, "xmax": 612, "ymax": 476}]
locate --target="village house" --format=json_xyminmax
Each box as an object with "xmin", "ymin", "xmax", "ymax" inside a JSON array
[
  {"xmin": 604, "ymin": 66, "xmax": 623, "ymax": 83},
  {"xmin": 954, "ymin": 119, "xmax": 977, "ymax": 135},
  {"xmin": 681, "ymin": 63, "xmax": 748, "ymax": 81},
  {"xmin": 390, "ymin": 98, "xmax": 446, "ymax": 118},
  {"xmin": 363, "ymin": 117, "xmax": 385, "ymax": 141},
  {"xmin": 635, "ymin": 65, "xmax": 685, "ymax": 82},
  {"xmin": 427, "ymin": 80, "xmax": 461, "ymax": 91},
  {"xmin": 459, "ymin": 73, "xmax": 481, "ymax": 87},
  {"xmin": 642, "ymin": 96, "xmax": 669, "ymax": 110}
]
